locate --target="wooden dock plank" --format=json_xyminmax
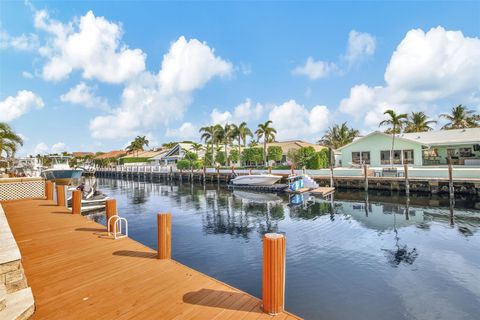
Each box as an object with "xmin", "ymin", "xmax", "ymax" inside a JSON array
[{"xmin": 1, "ymin": 199, "xmax": 301, "ymax": 320}]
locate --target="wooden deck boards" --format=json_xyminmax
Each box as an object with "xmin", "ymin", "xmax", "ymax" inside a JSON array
[{"xmin": 2, "ymin": 199, "xmax": 301, "ymax": 320}]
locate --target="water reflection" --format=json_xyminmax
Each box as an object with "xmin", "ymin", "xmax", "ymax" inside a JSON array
[{"xmin": 94, "ymin": 177, "xmax": 480, "ymax": 320}]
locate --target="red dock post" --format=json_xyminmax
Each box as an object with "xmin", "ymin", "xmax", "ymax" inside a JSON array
[
  {"xmin": 105, "ymin": 199, "xmax": 117, "ymax": 231},
  {"xmin": 157, "ymin": 213, "xmax": 171, "ymax": 259},
  {"xmin": 262, "ymin": 233, "xmax": 286, "ymax": 315},
  {"xmin": 45, "ymin": 181, "xmax": 54, "ymax": 200},
  {"xmin": 71, "ymin": 190, "xmax": 82, "ymax": 215},
  {"xmin": 56, "ymin": 185, "xmax": 66, "ymax": 207}
]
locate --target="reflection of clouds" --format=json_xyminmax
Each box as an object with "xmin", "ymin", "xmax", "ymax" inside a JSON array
[
  {"xmin": 431, "ymin": 251, "xmax": 480, "ymax": 300},
  {"xmin": 390, "ymin": 269, "xmax": 471, "ymax": 320}
]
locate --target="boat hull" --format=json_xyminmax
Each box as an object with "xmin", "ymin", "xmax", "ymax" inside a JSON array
[
  {"xmin": 42, "ymin": 169, "xmax": 83, "ymax": 185},
  {"xmin": 231, "ymin": 174, "xmax": 282, "ymax": 186}
]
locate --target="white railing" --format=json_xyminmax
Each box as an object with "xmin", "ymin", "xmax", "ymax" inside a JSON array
[{"xmin": 107, "ymin": 215, "xmax": 128, "ymax": 240}]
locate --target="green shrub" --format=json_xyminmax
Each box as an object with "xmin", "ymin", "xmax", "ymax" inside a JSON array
[
  {"xmin": 230, "ymin": 149, "xmax": 240, "ymax": 163},
  {"xmin": 176, "ymin": 159, "xmax": 190, "ymax": 171},
  {"xmin": 267, "ymin": 146, "xmax": 283, "ymax": 163},
  {"xmin": 120, "ymin": 157, "xmax": 150, "ymax": 164},
  {"xmin": 215, "ymin": 151, "xmax": 226, "ymax": 165},
  {"xmin": 241, "ymin": 147, "xmax": 264, "ymax": 164},
  {"xmin": 317, "ymin": 149, "xmax": 330, "ymax": 168}
]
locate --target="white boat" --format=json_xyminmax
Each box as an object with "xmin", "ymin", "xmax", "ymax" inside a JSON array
[
  {"xmin": 41, "ymin": 156, "xmax": 83, "ymax": 185},
  {"xmin": 230, "ymin": 174, "xmax": 282, "ymax": 186}
]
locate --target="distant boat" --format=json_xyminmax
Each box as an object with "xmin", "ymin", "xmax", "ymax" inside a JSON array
[
  {"xmin": 41, "ymin": 156, "xmax": 83, "ymax": 185},
  {"xmin": 230, "ymin": 174, "xmax": 282, "ymax": 186}
]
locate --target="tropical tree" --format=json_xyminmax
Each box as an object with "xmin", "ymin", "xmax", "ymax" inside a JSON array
[
  {"xmin": 404, "ymin": 112, "xmax": 437, "ymax": 133},
  {"xmin": 440, "ymin": 105, "xmax": 480, "ymax": 129},
  {"xmin": 190, "ymin": 142, "xmax": 203, "ymax": 158},
  {"xmin": 0, "ymin": 123, "xmax": 23, "ymax": 166},
  {"xmin": 379, "ymin": 109, "xmax": 408, "ymax": 166},
  {"xmin": 318, "ymin": 122, "xmax": 359, "ymax": 165},
  {"xmin": 219, "ymin": 124, "xmax": 235, "ymax": 166},
  {"xmin": 255, "ymin": 120, "xmax": 277, "ymax": 165},
  {"xmin": 230, "ymin": 122, "xmax": 253, "ymax": 165},
  {"xmin": 199, "ymin": 125, "xmax": 216, "ymax": 165},
  {"xmin": 127, "ymin": 136, "xmax": 149, "ymax": 157}
]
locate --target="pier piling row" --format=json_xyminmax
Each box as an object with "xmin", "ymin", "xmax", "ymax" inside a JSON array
[{"xmin": 96, "ymin": 166, "xmax": 480, "ymax": 196}]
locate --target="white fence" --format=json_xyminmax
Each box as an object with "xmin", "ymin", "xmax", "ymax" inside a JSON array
[{"xmin": 0, "ymin": 178, "xmax": 45, "ymax": 201}]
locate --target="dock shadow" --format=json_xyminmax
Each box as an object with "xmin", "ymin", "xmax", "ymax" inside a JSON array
[
  {"xmin": 50, "ymin": 211, "xmax": 72, "ymax": 215},
  {"xmin": 75, "ymin": 227, "xmax": 105, "ymax": 232},
  {"xmin": 112, "ymin": 250, "xmax": 157, "ymax": 259},
  {"xmin": 182, "ymin": 289, "xmax": 261, "ymax": 312}
]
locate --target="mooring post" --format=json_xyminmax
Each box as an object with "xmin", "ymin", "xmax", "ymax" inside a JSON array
[
  {"xmin": 157, "ymin": 213, "xmax": 171, "ymax": 259},
  {"xmin": 45, "ymin": 180, "xmax": 54, "ymax": 200},
  {"xmin": 262, "ymin": 233, "xmax": 286, "ymax": 315},
  {"xmin": 71, "ymin": 190, "xmax": 82, "ymax": 215},
  {"xmin": 105, "ymin": 199, "xmax": 117, "ymax": 231},
  {"xmin": 330, "ymin": 166, "xmax": 334, "ymax": 187},
  {"xmin": 232, "ymin": 165, "xmax": 235, "ymax": 174},
  {"xmin": 448, "ymin": 162, "xmax": 454, "ymax": 198},
  {"xmin": 291, "ymin": 164, "xmax": 295, "ymax": 176},
  {"xmin": 404, "ymin": 164, "xmax": 410, "ymax": 197},
  {"xmin": 363, "ymin": 164, "xmax": 369, "ymax": 192},
  {"xmin": 268, "ymin": 166, "xmax": 272, "ymax": 174},
  {"xmin": 56, "ymin": 185, "xmax": 67, "ymax": 207}
]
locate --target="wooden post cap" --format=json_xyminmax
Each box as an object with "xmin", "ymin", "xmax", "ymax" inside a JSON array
[
  {"xmin": 262, "ymin": 233, "xmax": 286, "ymax": 315},
  {"xmin": 105, "ymin": 199, "xmax": 117, "ymax": 232},
  {"xmin": 71, "ymin": 190, "xmax": 82, "ymax": 215},
  {"xmin": 45, "ymin": 181, "xmax": 54, "ymax": 200},
  {"xmin": 56, "ymin": 185, "xmax": 66, "ymax": 207},
  {"xmin": 157, "ymin": 213, "xmax": 171, "ymax": 260}
]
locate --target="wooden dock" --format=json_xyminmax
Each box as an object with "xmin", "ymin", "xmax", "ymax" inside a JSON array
[
  {"xmin": 284, "ymin": 188, "xmax": 311, "ymax": 194},
  {"xmin": 310, "ymin": 187, "xmax": 335, "ymax": 197},
  {"xmin": 2, "ymin": 199, "xmax": 301, "ymax": 320}
]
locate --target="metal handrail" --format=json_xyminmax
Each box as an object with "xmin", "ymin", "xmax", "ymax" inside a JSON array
[{"xmin": 107, "ymin": 215, "xmax": 128, "ymax": 240}]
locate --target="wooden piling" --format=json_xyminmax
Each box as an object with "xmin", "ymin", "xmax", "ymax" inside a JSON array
[
  {"xmin": 56, "ymin": 185, "xmax": 66, "ymax": 207},
  {"xmin": 262, "ymin": 233, "xmax": 286, "ymax": 315},
  {"xmin": 157, "ymin": 213, "xmax": 171, "ymax": 259},
  {"xmin": 45, "ymin": 180, "xmax": 54, "ymax": 200},
  {"xmin": 330, "ymin": 166, "xmax": 334, "ymax": 187},
  {"xmin": 448, "ymin": 163, "xmax": 454, "ymax": 198},
  {"xmin": 105, "ymin": 199, "xmax": 117, "ymax": 232},
  {"xmin": 71, "ymin": 190, "xmax": 82, "ymax": 215},
  {"xmin": 291, "ymin": 164, "xmax": 295, "ymax": 175},
  {"xmin": 268, "ymin": 166, "xmax": 272, "ymax": 174},
  {"xmin": 404, "ymin": 164, "xmax": 410, "ymax": 196},
  {"xmin": 363, "ymin": 164, "xmax": 368, "ymax": 191}
]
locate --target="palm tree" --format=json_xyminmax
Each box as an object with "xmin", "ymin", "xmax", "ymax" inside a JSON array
[
  {"xmin": 319, "ymin": 122, "xmax": 359, "ymax": 165},
  {"xmin": 0, "ymin": 123, "xmax": 23, "ymax": 166},
  {"xmin": 379, "ymin": 109, "xmax": 408, "ymax": 166},
  {"xmin": 255, "ymin": 120, "xmax": 277, "ymax": 165},
  {"xmin": 440, "ymin": 105, "xmax": 479, "ymax": 129},
  {"xmin": 404, "ymin": 112, "xmax": 437, "ymax": 133},
  {"xmin": 218, "ymin": 124, "xmax": 235, "ymax": 166},
  {"xmin": 127, "ymin": 136, "xmax": 149, "ymax": 157},
  {"xmin": 230, "ymin": 122, "xmax": 253, "ymax": 166},
  {"xmin": 191, "ymin": 142, "xmax": 203, "ymax": 158},
  {"xmin": 199, "ymin": 125, "xmax": 216, "ymax": 165}
]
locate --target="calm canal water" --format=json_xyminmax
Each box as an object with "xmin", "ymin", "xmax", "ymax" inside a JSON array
[{"xmin": 92, "ymin": 178, "xmax": 480, "ymax": 320}]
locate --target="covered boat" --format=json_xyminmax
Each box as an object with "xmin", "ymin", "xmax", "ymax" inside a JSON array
[{"xmin": 230, "ymin": 174, "xmax": 282, "ymax": 186}]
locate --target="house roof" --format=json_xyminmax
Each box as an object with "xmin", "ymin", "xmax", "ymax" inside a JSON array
[
  {"xmin": 93, "ymin": 150, "xmax": 127, "ymax": 160},
  {"xmin": 120, "ymin": 150, "xmax": 166, "ymax": 159},
  {"xmin": 338, "ymin": 128, "xmax": 480, "ymax": 151},
  {"xmin": 72, "ymin": 152, "xmax": 94, "ymax": 158},
  {"xmin": 267, "ymin": 140, "xmax": 325, "ymax": 152},
  {"xmin": 399, "ymin": 128, "xmax": 480, "ymax": 146}
]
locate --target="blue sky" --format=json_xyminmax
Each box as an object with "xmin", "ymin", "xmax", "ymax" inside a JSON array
[{"xmin": 1, "ymin": 0, "xmax": 479, "ymax": 156}]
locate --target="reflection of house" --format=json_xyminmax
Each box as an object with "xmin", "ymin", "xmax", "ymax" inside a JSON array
[
  {"xmin": 338, "ymin": 128, "xmax": 480, "ymax": 167},
  {"xmin": 152, "ymin": 143, "xmax": 204, "ymax": 166},
  {"xmin": 266, "ymin": 140, "xmax": 326, "ymax": 164}
]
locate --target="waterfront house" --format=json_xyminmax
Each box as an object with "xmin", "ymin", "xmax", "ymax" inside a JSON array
[
  {"xmin": 119, "ymin": 149, "xmax": 166, "ymax": 165},
  {"xmin": 93, "ymin": 150, "xmax": 128, "ymax": 166},
  {"xmin": 338, "ymin": 128, "xmax": 480, "ymax": 167},
  {"xmin": 152, "ymin": 143, "xmax": 205, "ymax": 166},
  {"xmin": 266, "ymin": 140, "xmax": 326, "ymax": 164}
]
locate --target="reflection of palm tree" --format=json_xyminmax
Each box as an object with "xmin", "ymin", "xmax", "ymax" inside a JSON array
[{"xmin": 382, "ymin": 207, "xmax": 418, "ymax": 267}]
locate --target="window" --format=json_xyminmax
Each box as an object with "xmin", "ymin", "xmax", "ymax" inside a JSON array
[
  {"xmin": 459, "ymin": 148, "xmax": 473, "ymax": 157},
  {"xmin": 352, "ymin": 152, "xmax": 361, "ymax": 164},
  {"xmin": 447, "ymin": 148, "xmax": 457, "ymax": 158},
  {"xmin": 381, "ymin": 151, "xmax": 390, "ymax": 165},
  {"xmin": 403, "ymin": 150, "xmax": 414, "ymax": 164},
  {"xmin": 352, "ymin": 151, "xmax": 371, "ymax": 165},
  {"xmin": 393, "ymin": 150, "xmax": 402, "ymax": 164},
  {"xmin": 361, "ymin": 152, "xmax": 371, "ymax": 164}
]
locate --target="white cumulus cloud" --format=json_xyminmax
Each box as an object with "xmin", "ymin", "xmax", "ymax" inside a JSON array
[
  {"xmin": 268, "ymin": 99, "xmax": 330, "ymax": 140},
  {"xmin": 165, "ymin": 122, "xmax": 198, "ymax": 140},
  {"xmin": 209, "ymin": 99, "xmax": 264, "ymax": 125},
  {"xmin": 60, "ymin": 82, "xmax": 110, "ymax": 110},
  {"xmin": 35, "ymin": 10, "xmax": 146, "ymax": 83},
  {"xmin": 339, "ymin": 26, "xmax": 480, "ymax": 128},
  {"xmin": 344, "ymin": 30, "xmax": 376, "ymax": 65},
  {"xmin": 292, "ymin": 57, "xmax": 336, "ymax": 80},
  {"xmin": 0, "ymin": 29, "xmax": 39, "ymax": 51},
  {"xmin": 89, "ymin": 36, "xmax": 232, "ymax": 139},
  {"xmin": 0, "ymin": 90, "xmax": 44, "ymax": 122},
  {"xmin": 33, "ymin": 142, "xmax": 68, "ymax": 155}
]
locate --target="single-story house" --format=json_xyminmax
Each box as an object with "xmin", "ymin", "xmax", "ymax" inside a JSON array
[
  {"xmin": 338, "ymin": 128, "xmax": 480, "ymax": 167},
  {"xmin": 72, "ymin": 152, "xmax": 94, "ymax": 158},
  {"xmin": 93, "ymin": 150, "xmax": 128, "ymax": 165},
  {"xmin": 119, "ymin": 149, "xmax": 167, "ymax": 165},
  {"xmin": 266, "ymin": 140, "xmax": 326, "ymax": 164},
  {"xmin": 153, "ymin": 143, "xmax": 205, "ymax": 166}
]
